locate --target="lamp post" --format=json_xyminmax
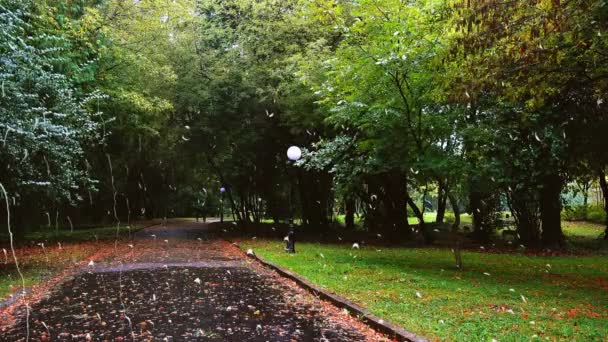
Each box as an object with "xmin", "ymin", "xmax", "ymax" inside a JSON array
[
  {"xmin": 220, "ymin": 187, "xmax": 226, "ymax": 223},
  {"xmin": 285, "ymin": 146, "xmax": 301, "ymax": 253}
]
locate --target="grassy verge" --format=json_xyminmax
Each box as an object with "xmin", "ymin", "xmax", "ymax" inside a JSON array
[
  {"xmin": 0, "ymin": 243, "xmax": 102, "ymax": 299},
  {"xmin": 242, "ymin": 237, "xmax": 607, "ymax": 341},
  {"xmin": 0, "ymin": 224, "xmax": 146, "ymax": 244},
  {"xmin": 0, "ymin": 224, "xmax": 145, "ymax": 300}
]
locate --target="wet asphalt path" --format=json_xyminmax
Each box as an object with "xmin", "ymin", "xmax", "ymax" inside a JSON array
[{"xmin": 0, "ymin": 221, "xmax": 384, "ymax": 341}]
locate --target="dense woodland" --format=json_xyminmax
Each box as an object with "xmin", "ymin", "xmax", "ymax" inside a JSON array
[{"xmin": 1, "ymin": 0, "xmax": 607, "ymax": 248}]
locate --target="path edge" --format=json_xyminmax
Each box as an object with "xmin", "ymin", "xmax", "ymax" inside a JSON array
[{"xmin": 232, "ymin": 243, "xmax": 428, "ymax": 342}]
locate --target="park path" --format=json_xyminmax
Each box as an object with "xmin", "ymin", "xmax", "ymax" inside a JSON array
[{"xmin": 1, "ymin": 221, "xmax": 387, "ymax": 341}]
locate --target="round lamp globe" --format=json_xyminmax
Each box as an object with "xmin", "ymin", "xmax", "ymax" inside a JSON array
[{"xmin": 287, "ymin": 146, "xmax": 302, "ymax": 161}]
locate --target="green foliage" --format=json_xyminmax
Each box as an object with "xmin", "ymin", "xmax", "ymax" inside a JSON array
[
  {"xmin": 2, "ymin": 1, "xmax": 608, "ymax": 339},
  {"xmin": 167, "ymin": 0, "xmax": 334, "ymax": 224},
  {"xmin": 3, "ymin": 0, "xmax": 608, "ymax": 244},
  {"xmin": 0, "ymin": 0, "xmax": 102, "ymax": 209},
  {"xmin": 89, "ymin": 0, "xmax": 197, "ymax": 220},
  {"xmin": 443, "ymin": 0, "xmax": 608, "ymax": 245},
  {"xmin": 562, "ymin": 205, "xmax": 606, "ymax": 225}
]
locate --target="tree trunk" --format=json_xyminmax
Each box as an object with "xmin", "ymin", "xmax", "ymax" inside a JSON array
[
  {"xmin": 506, "ymin": 189, "xmax": 541, "ymax": 247},
  {"xmin": 407, "ymin": 195, "xmax": 433, "ymax": 244},
  {"xmin": 436, "ymin": 182, "xmax": 447, "ymax": 223},
  {"xmin": 382, "ymin": 171, "xmax": 409, "ymax": 239},
  {"xmin": 206, "ymin": 155, "xmax": 241, "ymax": 222},
  {"xmin": 448, "ymin": 193, "xmax": 460, "ymax": 232},
  {"xmin": 469, "ymin": 190, "xmax": 493, "ymax": 243},
  {"xmin": 345, "ymin": 196, "xmax": 355, "ymax": 230},
  {"xmin": 11, "ymin": 205, "xmax": 26, "ymax": 242},
  {"xmin": 598, "ymin": 169, "xmax": 608, "ymax": 240},
  {"xmin": 540, "ymin": 174, "xmax": 564, "ymax": 248},
  {"xmin": 583, "ymin": 192, "xmax": 588, "ymax": 208},
  {"xmin": 298, "ymin": 170, "xmax": 332, "ymax": 230},
  {"xmin": 421, "ymin": 187, "xmax": 428, "ymax": 214}
]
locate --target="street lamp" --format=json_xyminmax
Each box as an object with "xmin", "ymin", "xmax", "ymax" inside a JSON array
[
  {"xmin": 287, "ymin": 146, "xmax": 302, "ymax": 162},
  {"xmin": 220, "ymin": 187, "xmax": 226, "ymax": 223},
  {"xmin": 285, "ymin": 146, "xmax": 301, "ymax": 253}
]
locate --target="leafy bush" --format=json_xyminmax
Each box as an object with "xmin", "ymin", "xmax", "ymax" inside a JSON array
[
  {"xmin": 562, "ymin": 205, "xmax": 587, "ymax": 221},
  {"xmin": 562, "ymin": 205, "xmax": 606, "ymax": 224},
  {"xmin": 587, "ymin": 206, "xmax": 606, "ymax": 225}
]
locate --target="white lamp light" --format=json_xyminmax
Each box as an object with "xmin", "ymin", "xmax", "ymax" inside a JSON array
[{"xmin": 287, "ymin": 146, "xmax": 302, "ymax": 161}]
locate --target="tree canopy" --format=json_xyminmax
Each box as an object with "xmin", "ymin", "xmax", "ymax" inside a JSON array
[{"xmin": 1, "ymin": 0, "xmax": 607, "ymax": 246}]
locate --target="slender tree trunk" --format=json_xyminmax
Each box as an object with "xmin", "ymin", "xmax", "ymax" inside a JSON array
[
  {"xmin": 421, "ymin": 186, "xmax": 428, "ymax": 214},
  {"xmin": 540, "ymin": 174, "xmax": 564, "ymax": 248},
  {"xmin": 436, "ymin": 182, "xmax": 447, "ymax": 223},
  {"xmin": 598, "ymin": 169, "xmax": 608, "ymax": 240},
  {"xmin": 12, "ymin": 205, "xmax": 26, "ymax": 242},
  {"xmin": 583, "ymin": 192, "xmax": 589, "ymax": 208},
  {"xmin": 239, "ymin": 193, "xmax": 251, "ymax": 224},
  {"xmin": 345, "ymin": 196, "xmax": 355, "ymax": 230},
  {"xmin": 448, "ymin": 193, "xmax": 460, "ymax": 232}
]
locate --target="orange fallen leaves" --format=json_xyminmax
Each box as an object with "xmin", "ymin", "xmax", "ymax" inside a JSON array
[
  {"xmin": 0, "ymin": 241, "xmax": 120, "ymax": 329},
  {"xmin": 564, "ymin": 305, "xmax": 605, "ymax": 319}
]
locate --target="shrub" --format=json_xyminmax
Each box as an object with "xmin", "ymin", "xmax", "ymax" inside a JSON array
[
  {"xmin": 586, "ymin": 205, "xmax": 606, "ymax": 224},
  {"xmin": 562, "ymin": 205, "xmax": 606, "ymax": 224}
]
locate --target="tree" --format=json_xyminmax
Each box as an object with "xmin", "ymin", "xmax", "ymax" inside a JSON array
[
  {"xmin": 0, "ymin": 0, "xmax": 102, "ymax": 236},
  {"xmin": 298, "ymin": 0, "xmax": 460, "ymax": 242},
  {"xmin": 168, "ymin": 0, "xmax": 334, "ymax": 226},
  {"xmin": 446, "ymin": 0, "xmax": 608, "ymax": 247}
]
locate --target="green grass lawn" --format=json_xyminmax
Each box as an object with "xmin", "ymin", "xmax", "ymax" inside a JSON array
[{"xmin": 242, "ymin": 237, "xmax": 608, "ymax": 341}]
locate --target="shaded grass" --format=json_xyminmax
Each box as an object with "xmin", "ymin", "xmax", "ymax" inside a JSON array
[
  {"xmin": 407, "ymin": 212, "xmax": 474, "ymax": 226},
  {"xmin": 0, "ymin": 224, "xmax": 145, "ymax": 244},
  {"xmin": 0, "ymin": 271, "xmax": 44, "ymax": 299},
  {"xmin": 333, "ymin": 212, "xmax": 474, "ymax": 227},
  {"xmin": 0, "ymin": 245, "xmax": 97, "ymax": 299},
  {"xmin": 242, "ymin": 238, "xmax": 608, "ymax": 341},
  {"xmin": 0, "ymin": 224, "xmax": 145, "ymax": 300},
  {"xmin": 563, "ymin": 221, "xmax": 605, "ymax": 239},
  {"xmin": 562, "ymin": 221, "xmax": 606, "ymax": 250}
]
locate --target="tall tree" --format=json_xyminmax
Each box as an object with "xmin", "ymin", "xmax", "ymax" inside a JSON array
[{"xmin": 0, "ymin": 0, "xmax": 102, "ymax": 236}]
